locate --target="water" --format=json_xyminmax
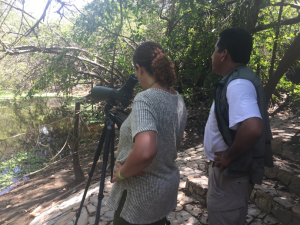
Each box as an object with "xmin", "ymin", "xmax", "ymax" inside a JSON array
[{"xmin": 0, "ymin": 96, "xmax": 76, "ymax": 194}]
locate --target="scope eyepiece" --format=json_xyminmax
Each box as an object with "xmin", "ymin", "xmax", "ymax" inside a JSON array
[{"xmin": 91, "ymin": 74, "xmax": 138, "ymax": 108}]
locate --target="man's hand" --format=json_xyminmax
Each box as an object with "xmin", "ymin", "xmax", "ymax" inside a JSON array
[{"xmin": 214, "ymin": 151, "xmax": 234, "ymax": 173}]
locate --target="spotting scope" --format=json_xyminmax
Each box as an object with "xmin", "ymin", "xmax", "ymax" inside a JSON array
[{"xmin": 91, "ymin": 74, "xmax": 138, "ymax": 108}]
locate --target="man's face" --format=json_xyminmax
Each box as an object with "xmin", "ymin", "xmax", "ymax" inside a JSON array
[{"xmin": 211, "ymin": 38, "xmax": 223, "ymax": 75}]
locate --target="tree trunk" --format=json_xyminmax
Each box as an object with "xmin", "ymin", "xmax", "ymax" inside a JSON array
[
  {"xmin": 246, "ymin": 0, "xmax": 263, "ymax": 34},
  {"xmin": 264, "ymin": 32, "xmax": 300, "ymax": 105},
  {"xmin": 268, "ymin": 0, "xmax": 284, "ymax": 77},
  {"xmin": 72, "ymin": 102, "xmax": 85, "ymax": 181}
]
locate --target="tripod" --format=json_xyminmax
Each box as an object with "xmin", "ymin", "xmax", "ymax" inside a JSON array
[{"xmin": 75, "ymin": 101, "xmax": 124, "ymax": 225}]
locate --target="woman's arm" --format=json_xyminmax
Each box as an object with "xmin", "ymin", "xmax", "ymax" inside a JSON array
[{"xmin": 111, "ymin": 130, "xmax": 157, "ymax": 182}]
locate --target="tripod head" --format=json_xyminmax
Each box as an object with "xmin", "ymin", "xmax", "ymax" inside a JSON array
[{"xmin": 104, "ymin": 101, "xmax": 125, "ymax": 129}]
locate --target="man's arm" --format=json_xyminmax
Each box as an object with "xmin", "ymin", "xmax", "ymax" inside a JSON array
[{"xmin": 214, "ymin": 117, "xmax": 264, "ymax": 172}]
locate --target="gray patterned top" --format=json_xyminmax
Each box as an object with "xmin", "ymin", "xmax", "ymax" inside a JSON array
[{"xmin": 106, "ymin": 88, "xmax": 187, "ymax": 224}]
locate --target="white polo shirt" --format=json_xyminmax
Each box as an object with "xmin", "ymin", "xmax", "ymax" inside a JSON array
[{"xmin": 204, "ymin": 79, "xmax": 262, "ymax": 161}]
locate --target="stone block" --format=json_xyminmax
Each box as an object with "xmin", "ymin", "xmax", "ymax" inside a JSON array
[
  {"xmin": 263, "ymin": 214, "xmax": 280, "ymax": 224},
  {"xmin": 186, "ymin": 174, "xmax": 208, "ymax": 197},
  {"xmin": 288, "ymin": 218, "xmax": 300, "ymax": 225},
  {"xmin": 272, "ymin": 139, "xmax": 283, "ymax": 155},
  {"xmin": 292, "ymin": 205, "xmax": 300, "ymax": 219},
  {"xmin": 289, "ymin": 175, "xmax": 300, "ymax": 196},
  {"xmin": 277, "ymin": 166, "xmax": 294, "ymax": 186},
  {"xmin": 86, "ymin": 203, "xmax": 96, "ymax": 215},
  {"xmin": 271, "ymin": 204, "xmax": 293, "ymax": 224},
  {"xmin": 264, "ymin": 161, "xmax": 280, "ymax": 179},
  {"xmin": 247, "ymin": 204, "xmax": 261, "ymax": 217},
  {"xmin": 273, "ymin": 196, "xmax": 296, "ymax": 210},
  {"xmin": 54, "ymin": 212, "xmax": 76, "ymax": 225},
  {"xmin": 250, "ymin": 219, "xmax": 264, "ymax": 225},
  {"xmin": 254, "ymin": 190, "xmax": 275, "ymax": 213},
  {"xmin": 282, "ymin": 144, "xmax": 300, "ymax": 163},
  {"xmin": 77, "ymin": 207, "xmax": 88, "ymax": 225},
  {"xmin": 250, "ymin": 189, "xmax": 256, "ymax": 202},
  {"xmin": 184, "ymin": 204, "xmax": 202, "ymax": 217}
]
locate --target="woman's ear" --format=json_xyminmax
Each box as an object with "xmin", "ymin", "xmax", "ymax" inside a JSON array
[{"xmin": 135, "ymin": 63, "xmax": 141, "ymax": 71}]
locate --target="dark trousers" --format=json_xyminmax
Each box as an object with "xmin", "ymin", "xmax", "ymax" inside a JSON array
[{"xmin": 113, "ymin": 190, "xmax": 167, "ymax": 225}]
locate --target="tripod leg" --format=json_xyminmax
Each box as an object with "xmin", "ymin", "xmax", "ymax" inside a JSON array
[
  {"xmin": 95, "ymin": 119, "xmax": 114, "ymax": 224},
  {"xmin": 110, "ymin": 126, "xmax": 115, "ymax": 180},
  {"xmin": 74, "ymin": 124, "xmax": 107, "ymax": 225}
]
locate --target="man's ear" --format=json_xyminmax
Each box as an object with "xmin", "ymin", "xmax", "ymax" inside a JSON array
[{"xmin": 220, "ymin": 49, "xmax": 229, "ymax": 62}]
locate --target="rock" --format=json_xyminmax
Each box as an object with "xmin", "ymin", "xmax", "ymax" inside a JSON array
[
  {"xmin": 187, "ymin": 216, "xmax": 200, "ymax": 224},
  {"xmin": 86, "ymin": 203, "xmax": 96, "ymax": 215},
  {"xmin": 264, "ymin": 161, "xmax": 280, "ymax": 179},
  {"xmin": 288, "ymin": 218, "xmax": 300, "ymax": 225},
  {"xmin": 246, "ymin": 215, "xmax": 254, "ymax": 224},
  {"xmin": 77, "ymin": 207, "xmax": 88, "ymax": 225},
  {"xmin": 277, "ymin": 166, "xmax": 294, "ymax": 186},
  {"xmin": 101, "ymin": 210, "xmax": 114, "ymax": 221},
  {"xmin": 100, "ymin": 207, "xmax": 110, "ymax": 216},
  {"xmin": 179, "ymin": 181, "xmax": 186, "ymax": 189},
  {"xmin": 175, "ymin": 210, "xmax": 192, "ymax": 223},
  {"xmin": 175, "ymin": 205, "xmax": 183, "ymax": 212},
  {"xmin": 186, "ymin": 162, "xmax": 198, "ymax": 168},
  {"xmin": 179, "ymin": 195, "xmax": 195, "ymax": 205},
  {"xmin": 272, "ymin": 139, "xmax": 283, "ymax": 155},
  {"xmin": 199, "ymin": 210, "xmax": 208, "ymax": 225},
  {"xmin": 247, "ymin": 205, "xmax": 261, "ymax": 217},
  {"xmin": 292, "ymin": 205, "xmax": 300, "ymax": 219},
  {"xmin": 186, "ymin": 174, "xmax": 208, "ymax": 197},
  {"xmin": 273, "ymin": 197, "xmax": 295, "ymax": 209},
  {"xmin": 186, "ymin": 205, "xmax": 202, "ymax": 217},
  {"xmin": 263, "ymin": 214, "xmax": 280, "ymax": 224},
  {"xmin": 54, "ymin": 212, "xmax": 76, "ymax": 225},
  {"xmin": 271, "ymin": 204, "xmax": 293, "ymax": 224},
  {"xmin": 282, "ymin": 144, "xmax": 300, "ymax": 163},
  {"xmin": 88, "ymin": 216, "xmax": 95, "ymax": 225},
  {"xmin": 254, "ymin": 190, "xmax": 275, "ymax": 213},
  {"xmin": 289, "ymin": 175, "xmax": 300, "ymax": 196},
  {"xmin": 250, "ymin": 218, "xmax": 264, "ymax": 225},
  {"xmin": 257, "ymin": 211, "xmax": 268, "ymax": 219},
  {"xmin": 185, "ymin": 148, "xmax": 196, "ymax": 154},
  {"xmin": 250, "ymin": 189, "xmax": 256, "ymax": 202}
]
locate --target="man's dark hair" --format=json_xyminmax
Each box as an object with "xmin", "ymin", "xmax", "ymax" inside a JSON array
[{"xmin": 217, "ymin": 28, "xmax": 253, "ymax": 64}]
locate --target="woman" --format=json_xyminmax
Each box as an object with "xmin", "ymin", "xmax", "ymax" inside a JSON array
[{"xmin": 106, "ymin": 42, "xmax": 187, "ymax": 224}]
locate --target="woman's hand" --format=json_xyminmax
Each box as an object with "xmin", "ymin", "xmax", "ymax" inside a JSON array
[
  {"xmin": 111, "ymin": 161, "xmax": 145, "ymax": 183},
  {"xmin": 111, "ymin": 162, "xmax": 123, "ymax": 183}
]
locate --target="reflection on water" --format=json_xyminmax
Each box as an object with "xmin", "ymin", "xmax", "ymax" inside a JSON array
[{"xmin": 0, "ymin": 96, "xmax": 76, "ymax": 194}]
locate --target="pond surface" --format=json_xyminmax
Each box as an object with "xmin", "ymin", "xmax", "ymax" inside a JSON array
[{"xmin": 0, "ymin": 95, "xmax": 89, "ymax": 194}]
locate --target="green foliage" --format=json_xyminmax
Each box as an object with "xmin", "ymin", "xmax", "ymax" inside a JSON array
[
  {"xmin": 0, "ymin": 152, "xmax": 49, "ymax": 188},
  {"xmin": 0, "ymin": 0, "xmax": 300, "ymax": 105}
]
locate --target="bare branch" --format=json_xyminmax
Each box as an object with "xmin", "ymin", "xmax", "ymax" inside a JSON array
[
  {"xmin": 272, "ymin": 2, "xmax": 300, "ymax": 9},
  {"xmin": 78, "ymin": 71, "xmax": 109, "ymax": 85},
  {"xmin": 23, "ymin": 0, "xmax": 52, "ymax": 37},
  {"xmin": 0, "ymin": 45, "xmax": 125, "ymax": 79},
  {"xmin": 0, "ymin": 0, "xmax": 36, "ymax": 20},
  {"xmin": 253, "ymin": 14, "xmax": 300, "ymax": 33}
]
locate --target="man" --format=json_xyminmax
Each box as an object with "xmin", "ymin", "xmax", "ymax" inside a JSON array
[{"xmin": 203, "ymin": 28, "xmax": 273, "ymax": 224}]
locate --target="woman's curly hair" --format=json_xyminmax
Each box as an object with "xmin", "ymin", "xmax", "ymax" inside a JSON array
[{"xmin": 133, "ymin": 42, "xmax": 176, "ymax": 88}]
